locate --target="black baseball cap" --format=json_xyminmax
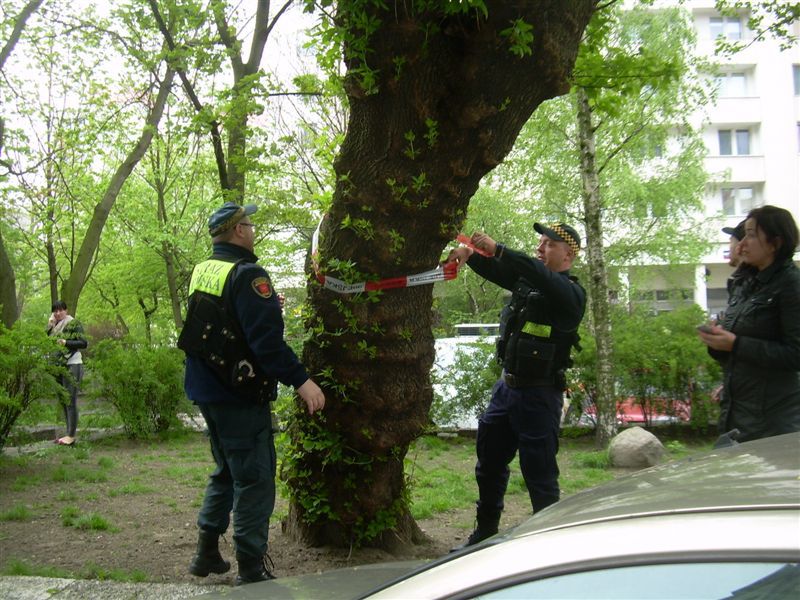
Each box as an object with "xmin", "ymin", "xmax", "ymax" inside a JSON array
[
  {"xmin": 534, "ymin": 222, "xmax": 581, "ymax": 254},
  {"xmin": 208, "ymin": 202, "xmax": 257, "ymax": 236},
  {"xmin": 722, "ymin": 220, "xmax": 746, "ymax": 241}
]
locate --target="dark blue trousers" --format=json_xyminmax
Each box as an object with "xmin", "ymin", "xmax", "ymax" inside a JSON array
[
  {"xmin": 197, "ymin": 402, "xmax": 275, "ymax": 559},
  {"xmin": 475, "ymin": 380, "xmax": 562, "ymax": 516}
]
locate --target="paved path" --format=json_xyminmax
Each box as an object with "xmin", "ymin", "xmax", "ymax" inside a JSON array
[{"xmin": 0, "ymin": 576, "xmax": 227, "ymax": 599}]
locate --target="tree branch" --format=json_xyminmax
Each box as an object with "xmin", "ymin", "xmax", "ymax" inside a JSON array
[
  {"xmin": 0, "ymin": 0, "xmax": 45, "ymax": 70},
  {"xmin": 146, "ymin": 0, "xmax": 230, "ymax": 190}
]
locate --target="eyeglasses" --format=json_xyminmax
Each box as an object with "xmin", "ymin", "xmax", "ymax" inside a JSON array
[{"xmin": 239, "ymin": 222, "xmax": 255, "ymax": 230}]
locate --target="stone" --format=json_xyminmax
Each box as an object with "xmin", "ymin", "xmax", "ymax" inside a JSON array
[{"xmin": 609, "ymin": 427, "xmax": 665, "ymax": 468}]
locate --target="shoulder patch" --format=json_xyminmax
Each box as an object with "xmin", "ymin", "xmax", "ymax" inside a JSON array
[{"xmin": 251, "ymin": 276, "xmax": 273, "ymax": 299}]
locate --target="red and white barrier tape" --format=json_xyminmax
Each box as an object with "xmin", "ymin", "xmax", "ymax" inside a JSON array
[{"xmin": 311, "ymin": 218, "xmax": 480, "ymax": 294}]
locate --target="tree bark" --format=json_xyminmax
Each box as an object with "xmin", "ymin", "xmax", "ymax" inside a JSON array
[
  {"xmin": 0, "ymin": 230, "xmax": 18, "ymax": 328},
  {"xmin": 575, "ymin": 87, "xmax": 616, "ymax": 447},
  {"xmin": 61, "ymin": 68, "xmax": 175, "ymax": 313},
  {"xmin": 287, "ymin": 1, "xmax": 596, "ymax": 548}
]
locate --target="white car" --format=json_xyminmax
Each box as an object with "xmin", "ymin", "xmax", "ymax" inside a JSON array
[{"xmin": 196, "ymin": 432, "xmax": 800, "ymax": 599}]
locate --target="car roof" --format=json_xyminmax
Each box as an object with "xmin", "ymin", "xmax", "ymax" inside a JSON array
[
  {"xmin": 513, "ymin": 431, "xmax": 800, "ymax": 538},
  {"xmin": 372, "ymin": 433, "xmax": 800, "ymax": 599}
]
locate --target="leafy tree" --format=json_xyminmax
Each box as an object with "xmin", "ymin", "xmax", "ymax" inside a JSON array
[
  {"xmin": 715, "ymin": 0, "xmax": 800, "ymax": 52},
  {"xmin": 285, "ymin": 0, "xmax": 596, "ymax": 549},
  {"xmin": 0, "ymin": 0, "xmax": 46, "ymax": 326}
]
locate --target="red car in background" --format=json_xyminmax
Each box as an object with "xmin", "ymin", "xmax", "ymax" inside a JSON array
[{"xmin": 577, "ymin": 396, "xmax": 692, "ymax": 427}]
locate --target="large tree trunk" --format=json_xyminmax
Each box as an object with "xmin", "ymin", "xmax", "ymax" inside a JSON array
[
  {"xmin": 287, "ymin": 1, "xmax": 596, "ymax": 548},
  {"xmin": 0, "ymin": 230, "xmax": 18, "ymax": 328},
  {"xmin": 61, "ymin": 68, "xmax": 175, "ymax": 313},
  {"xmin": 575, "ymin": 87, "xmax": 616, "ymax": 447}
]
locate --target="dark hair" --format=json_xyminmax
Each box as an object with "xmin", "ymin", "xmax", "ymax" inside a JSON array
[
  {"xmin": 51, "ymin": 300, "xmax": 68, "ymax": 312},
  {"xmin": 746, "ymin": 205, "xmax": 799, "ymax": 263}
]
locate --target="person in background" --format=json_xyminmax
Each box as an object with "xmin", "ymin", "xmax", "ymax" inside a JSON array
[
  {"xmin": 179, "ymin": 201, "xmax": 325, "ymax": 585},
  {"xmin": 46, "ymin": 300, "xmax": 87, "ymax": 447},
  {"xmin": 722, "ymin": 220, "xmax": 746, "ymax": 270},
  {"xmin": 445, "ymin": 223, "xmax": 586, "ymax": 549},
  {"xmin": 698, "ymin": 205, "xmax": 800, "ymax": 444},
  {"xmin": 709, "ymin": 220, "xmax": 749, "ymax": 408}
]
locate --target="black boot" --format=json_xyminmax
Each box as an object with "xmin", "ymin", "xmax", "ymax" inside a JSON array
[
  {"xmin": 450, "ymin": 512, "xmax": 501, "ymax": 552},
  {"xmin": 189, "ymin": 529, "xmax": 231, "ymax": 577},
  {"xmin": 235, "ymin": 553, "xmax": 276, "ymax": 586}
]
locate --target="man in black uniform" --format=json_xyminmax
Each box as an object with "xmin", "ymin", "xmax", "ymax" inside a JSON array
[
  {"xmin": 446, "ymin": 223, "xmax": 586, "ymax": 548},
  {"xmin": 179, "ymin": 202, "xmax": 325, "ymax": 584}
]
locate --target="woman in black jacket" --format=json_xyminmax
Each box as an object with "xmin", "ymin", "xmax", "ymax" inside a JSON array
[
  {"xmin": 699, "ymin": 205, "xmax": 800, "ymax": 443},
  {"xmin": 47, "ymin": 300, "xmax": 88, "ymax": 446}
]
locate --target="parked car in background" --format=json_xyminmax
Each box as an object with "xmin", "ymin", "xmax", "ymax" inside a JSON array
[
  {"xmin": 431, "ymin": 324, "xmax": 499, "ymax": 430},
  {"xmin": 195, "ymin": 432, "xmax": 800, "ymax": 599},
  {"xmin": 577, "ymin": 396, "xmax": 692, "ymax": 427}
]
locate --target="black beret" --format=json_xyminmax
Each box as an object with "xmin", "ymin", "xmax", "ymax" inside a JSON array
[{"xmin": 208, "ymin": 202, "xmax": 257, "ymax": 236}]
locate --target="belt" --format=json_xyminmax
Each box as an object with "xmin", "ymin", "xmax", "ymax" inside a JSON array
[{"xmin": 503, "ymin": 371, "xmax": 554, "ymax": 388}]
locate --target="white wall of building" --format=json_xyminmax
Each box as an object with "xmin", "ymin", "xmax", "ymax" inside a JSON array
[{"xmin": 651, "ymin": 1, "xmax": 799, "ymax": 315}]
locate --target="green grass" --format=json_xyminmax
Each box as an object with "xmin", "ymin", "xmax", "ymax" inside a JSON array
[
  {"xmin": 406, "ymin": 433, "xmax": 647, "ymax": 519},
  {"xmin": 0, "ymin": 504, "xmax": 32, "ymax": 522},
  {"xmin": 10, "ymin": 474, "xmax": 43, "ymax": 492},
  {"xmin": 51, "ymin": 465, "xmax": 109, "ymax": 483},
  {"xmin": 2, "ymin": 558, "xmax": 72, "ymax": 578},
  {"xmin": 60, "ymin": 506, "xmax": 117, "ymax": 531},
  {"xmin": 97, "ymin": 456, "xmax": 115, "ymax": 469},
  {"xmin": 56, "ymin": 490, "xmax": 78, "ymax": 502},
  {"xmin": 108, "ymin": 481, "xmax": 155, "ymax": 497},
  {"xmin": 1, "ymin": 558, "xmax": 146, "ymax": 582}
]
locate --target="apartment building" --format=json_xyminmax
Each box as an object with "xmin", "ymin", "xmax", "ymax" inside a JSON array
[{"xmin": 632, "ymin": 1, "xmax": 800, "ymax": 316}]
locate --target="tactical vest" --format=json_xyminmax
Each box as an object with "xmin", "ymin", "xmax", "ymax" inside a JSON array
[
  {"xmin": 496, "ymin": 278, "xmax": 581, "ymax": 383},
  {"xmin": 177, "ymin": 258, "xmax": 277, "ymax": 403}
]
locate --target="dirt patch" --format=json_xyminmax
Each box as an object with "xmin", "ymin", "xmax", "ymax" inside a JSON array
[{"xmin": 0, "ymin": 431, "xmax": 535, "ymax": 587}]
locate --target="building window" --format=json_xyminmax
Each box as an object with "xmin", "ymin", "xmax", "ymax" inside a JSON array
[
  {"xmin": 718, "ymin": 129, "xmax": 751, "ymax": 155},
  {"xmin": 717, "ymin": 72, "xmax": 747, "ymax": 97},
  {"xmin": 794, "ymin": 65, "xmax": 800, "ymax": 96},
  {"xmin": 722, "ymin": 187, "xmax": 756, "ymax": 216},
  {"xmin": 710, "ymin": 16, "xmax": 742, "ymax": 41}
]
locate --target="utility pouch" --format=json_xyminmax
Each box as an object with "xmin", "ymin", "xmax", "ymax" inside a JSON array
[{"xmin": 512, "ymin": 336, "xmax": 556, "ymax": 378}]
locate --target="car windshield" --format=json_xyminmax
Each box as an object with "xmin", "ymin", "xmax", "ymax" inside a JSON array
[{"xmin": 474, "ymin": 561, "xmax": 799, "ymax": 599}]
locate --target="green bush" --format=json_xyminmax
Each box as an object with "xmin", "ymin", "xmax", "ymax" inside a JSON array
[
  {"xmin": 572, "ymin": 305, "xmax": 721, "ymax": 429},
  {"xmin": 0, "ymin": 323, "xmax": 62, "ymax": 450},
  {"xmin": 90, "ymin": 340, "xmax": 189, "ymax": 439}
]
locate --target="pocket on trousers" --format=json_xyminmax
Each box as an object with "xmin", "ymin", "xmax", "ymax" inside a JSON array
[{"xmin": 222, "ymin": 428, "xmax": 273, "ymax": 483}]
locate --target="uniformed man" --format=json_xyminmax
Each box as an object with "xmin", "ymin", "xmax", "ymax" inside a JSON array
[
  {"xmin": 446, "ymin": 223, "xmax": 586, "ymax": 549},
  {"xmin": 179, "ymin": 201, "xmax": 325, "ymax": 584}
]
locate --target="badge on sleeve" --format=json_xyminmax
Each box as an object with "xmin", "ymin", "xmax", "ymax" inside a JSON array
[{"xmin": 251, "ymin": 276, "xmax": 273, "ymax": 299}]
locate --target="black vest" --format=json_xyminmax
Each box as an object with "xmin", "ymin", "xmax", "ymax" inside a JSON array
[
  {"xmin": 496, "ymin": 278, "xmax": 580, "ymax": 381},
  {"xmin": 177, "ymin": 257, "xmax": 277, "ymax": 403}
]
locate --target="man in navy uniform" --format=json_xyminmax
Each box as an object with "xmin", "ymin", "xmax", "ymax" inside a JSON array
[
  {"xmin": 179, "ymin": 202, "xmax": 325, "ymax": 584},
  {"xmin": 446, "ymin": 223, "xmax": 586, "ymax": 548}
]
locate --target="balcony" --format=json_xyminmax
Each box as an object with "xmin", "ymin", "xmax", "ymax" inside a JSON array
[
  {"xmin": 705, "ymin": 155, "xmax": 765, "ymax": 182},
  {"xmin": 706, "ymin": 96, "xmax": 761, "ymax": 125}
]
